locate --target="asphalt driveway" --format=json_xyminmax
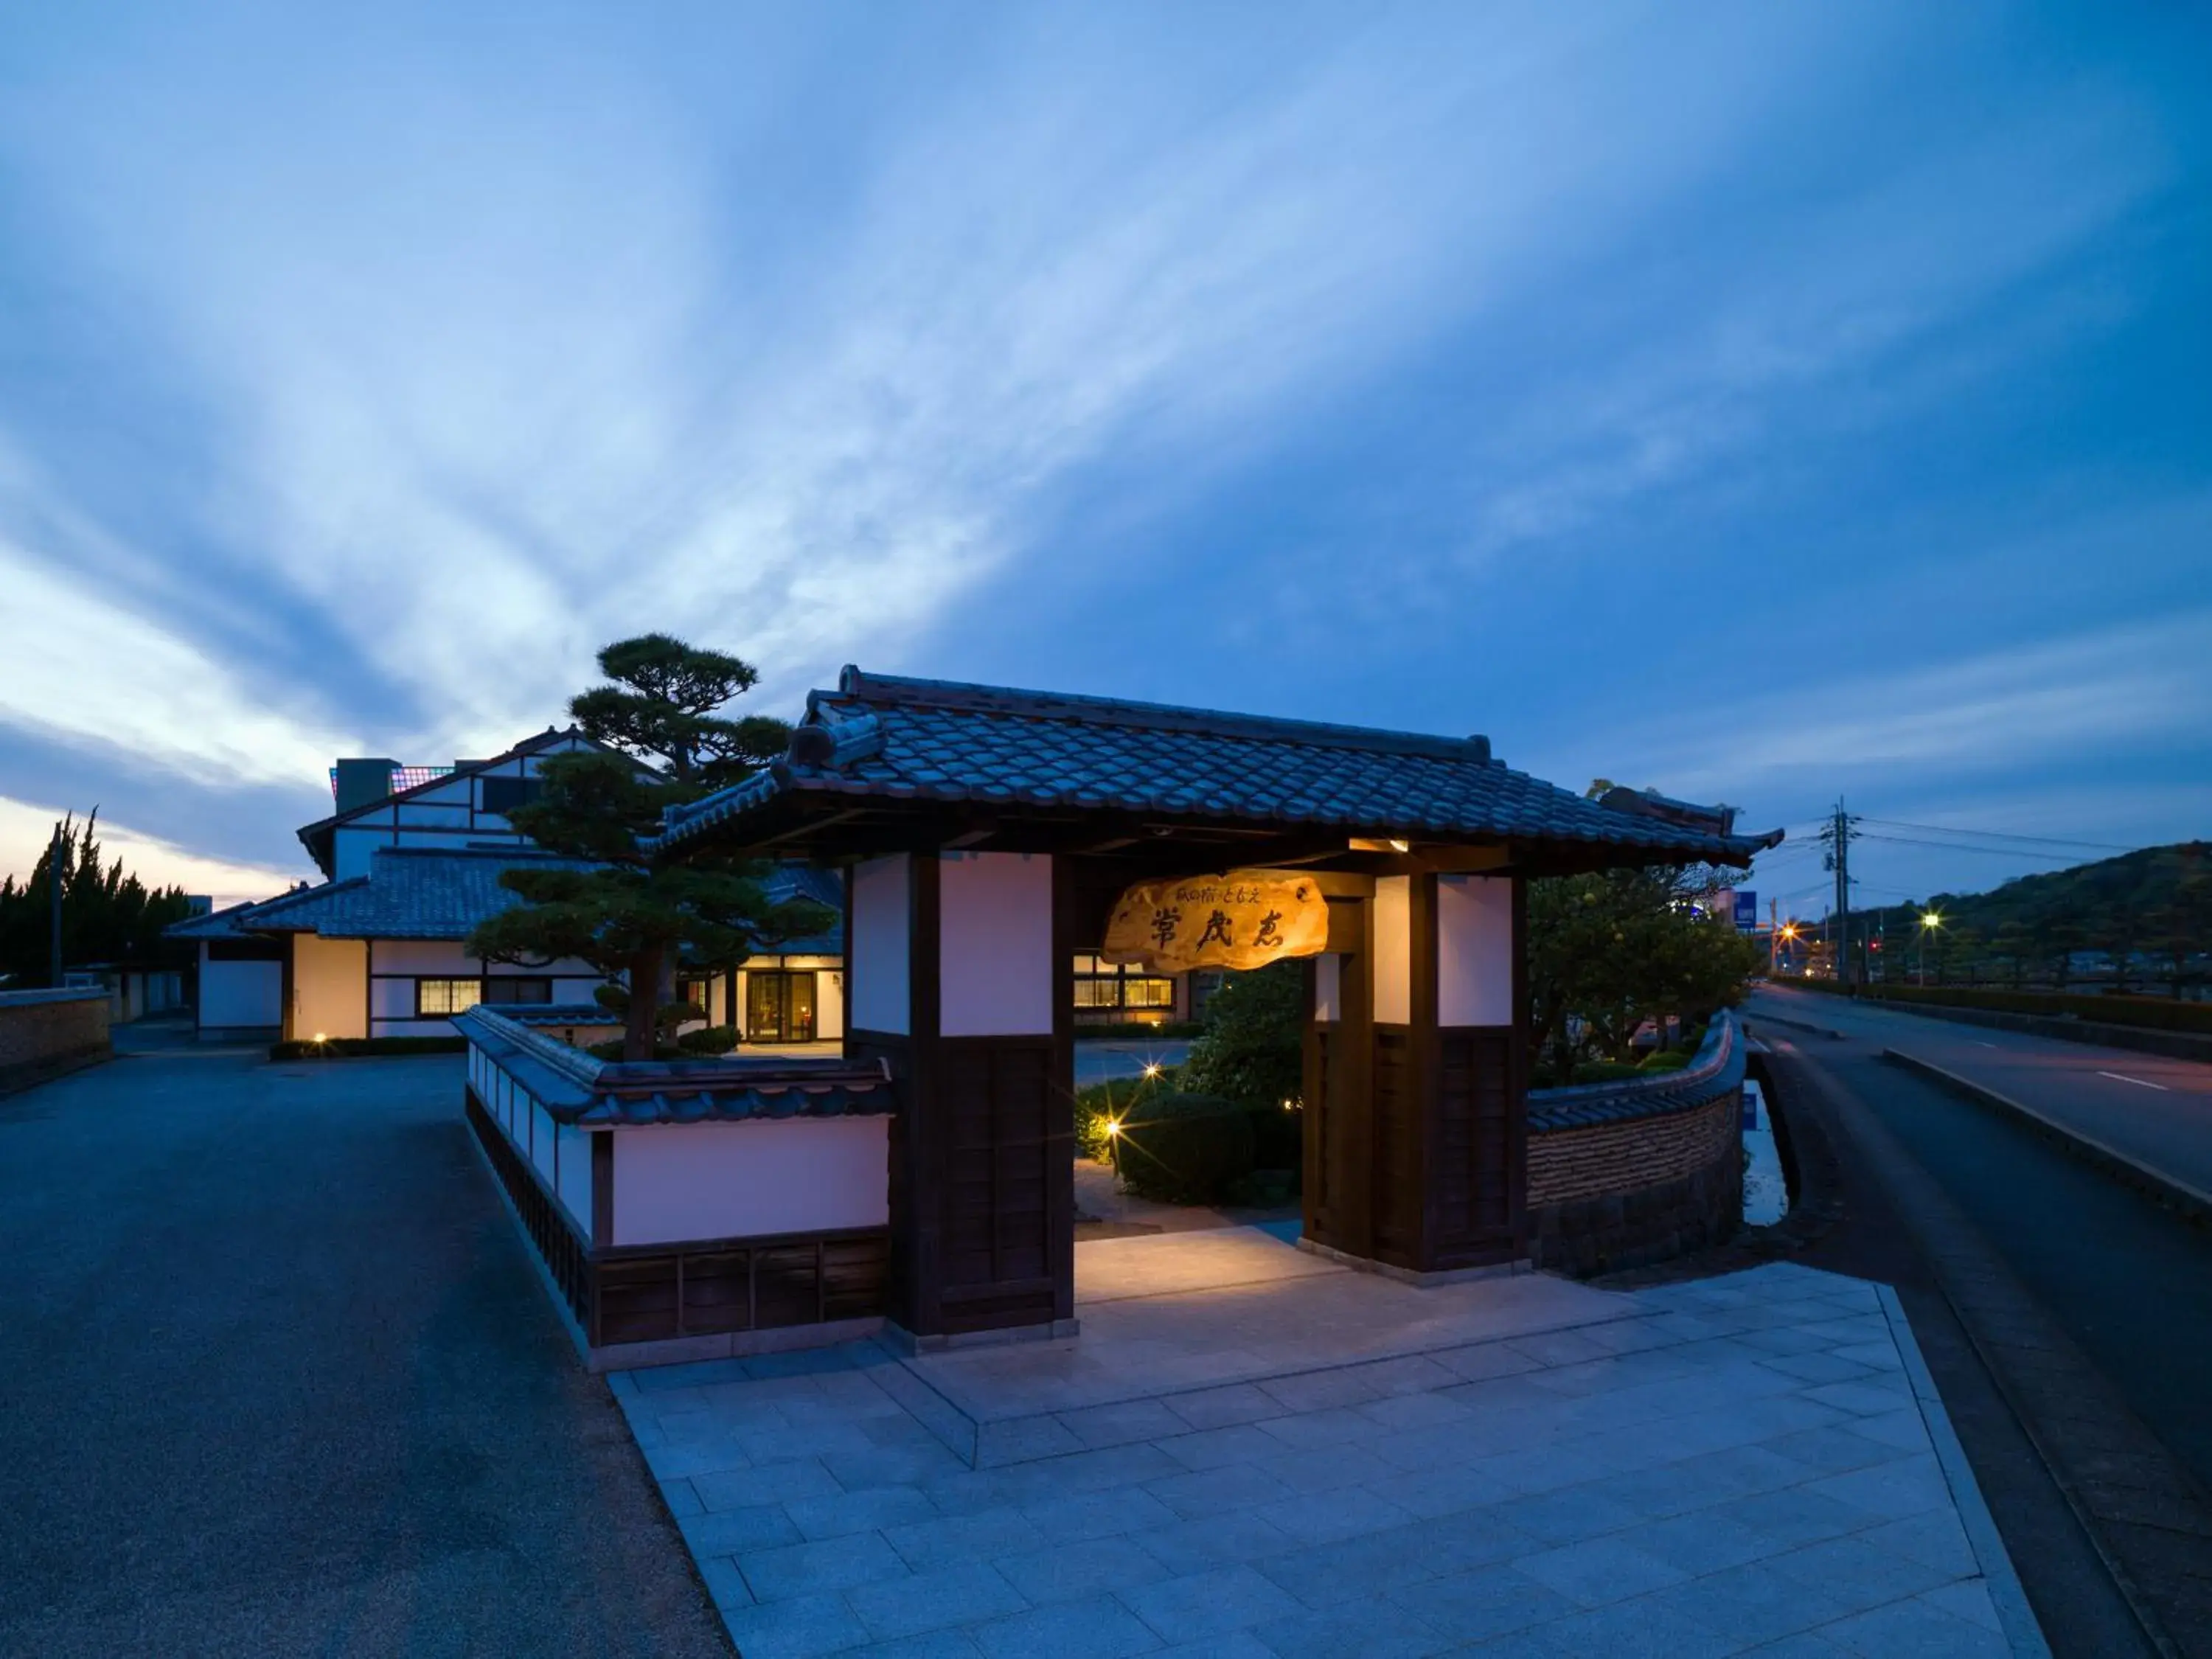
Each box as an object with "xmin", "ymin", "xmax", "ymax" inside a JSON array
[{"xmin": 0, "ymin": 1034, "xmax": 728, "ymax": 1658}]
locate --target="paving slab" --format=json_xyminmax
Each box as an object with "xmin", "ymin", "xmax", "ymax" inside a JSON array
[{"xmin": 616, "ymin": 1228, "xmax": 2049, "ymax": 1658}]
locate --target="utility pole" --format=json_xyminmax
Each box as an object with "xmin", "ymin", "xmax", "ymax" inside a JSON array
[
  {"xmin": 48, "ymin": 820, "xmax": 65, "ymax": 989},
  {"xmin": 1768, "ymin": 897, "xmax": 1778, "ymax": 975},
  {"xmin": 1820, "ymin": 801, "xmax": 1858, "ymax": 987}
]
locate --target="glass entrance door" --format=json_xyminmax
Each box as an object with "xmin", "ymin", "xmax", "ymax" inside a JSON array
[{"xmin": 746, "ymin": 970, "xmax": 818, "ymax": 1042}]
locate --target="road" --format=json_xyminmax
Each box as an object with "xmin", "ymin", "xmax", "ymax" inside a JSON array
[
  {"xmin": 1752, "ymin": 984, "xmax": 2212, "ymax": 1197},
  {"xmin": 0, "ymin": 1032, "xmax": 728, "ymax": 1659},
  {"xmin": 1746, "ymin": 987, "xmax": 2212, "ymax": 1655}
]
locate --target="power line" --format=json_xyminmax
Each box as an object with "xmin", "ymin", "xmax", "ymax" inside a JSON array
[
  {"xmin": 1854, "ymin": 817, "xmax": 2136, "ymax": 854},
  {"xmin": 1856, "ymin": 833, "xmax": 2097, "ymax": 863}
]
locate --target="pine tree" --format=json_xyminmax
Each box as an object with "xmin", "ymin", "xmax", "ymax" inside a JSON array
[{"xmin": 467, "ymin": 636, "xmax": 832, "ymax": 1060}]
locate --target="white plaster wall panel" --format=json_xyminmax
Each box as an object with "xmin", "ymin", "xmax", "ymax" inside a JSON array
[
  {"xmin": 370, "ymin": 939, "xmax": 479, "ymax": 973},
  {"xmin": 611, "ymin": 1117, "xmax": 891, "ymax": 1246},
  {"xmin": 1313, "ymin": 953, "xmax": 1342, "ymax": 1022},
  {"xmin": 369, "ymin": 977, "xmax": 421, "ymax": 1022},
  {"xmin": 556, "ymin": 1124, "xmax": 594, "ymax": 1232},
  {"xmin": 849, "ymin": 856, "xmax": 911, "ymax": 1034},
  {"xmin": 531, "ymin": 1100, "xmax": 558, "ymax": 1185},
  {"xmin": 816, "ymin": 968, "xmax": 846, "ymax": 1040},
  {"xmin": 333, "ymin": 829, "xmax": 382, "ymax": 880},
  {"xmin": 1371, "ymin": 876, "xmax": 1411, "ymax": 1025},
  {"xmin": 292, "ymin": 935, "xmax": 368, "ymax": 1039},
  {"xmin": 199, "ymin": 956, "xmax": 282, "ymax": 1028},
  {"xmin": 1438, "ymin": 876, "xmax": 1515, "ymax": 1027},
  {"xmin": 396, "ymin": 802, "xmax": 471, "ymax": 828},
  {"xmin": 938, "ymin": 852, "xmax": 1054, "ymax": 1037}
]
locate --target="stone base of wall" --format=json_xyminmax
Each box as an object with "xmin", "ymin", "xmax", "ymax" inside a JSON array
[
  {"xmin": 0, "ymin": 990, "xmax": 111, "ymax": 1094},
  {"xmin": 1528, "ymin": 1153, "xmax": 1743, "ymax": 1279}
]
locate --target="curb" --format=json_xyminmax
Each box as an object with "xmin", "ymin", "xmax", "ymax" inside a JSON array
[
  {"xmin": 1747, "ymin": 1012, "xmax": 1848, "ymax": 1041},
  {"xmin": 1876, "ymin": 1284, "xmax": 2051, "ymax": 1659},
  {"xmin": 1881, "ymin": 1048, "xmax": 2212, "ymax": 1229}
]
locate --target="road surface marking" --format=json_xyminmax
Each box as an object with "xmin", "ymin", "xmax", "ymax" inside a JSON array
[
  {"xmin": 2097, "ymin": 1070, "xmax": 2168, "ymax": 1092},
  {"xmin": 1972, "ymin": 1040, "xmax": 1998, "ymax": 1048}
]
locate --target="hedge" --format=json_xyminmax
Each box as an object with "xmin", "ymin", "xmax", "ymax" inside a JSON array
[
  {"xmin": 1110, "ymin": 1090, "xmax": 1256, "ymax": 1204},
  {"xmin": 1074, "ymin": 1021, "xmax": 1205, "ymax": 1040},
  {"xmin": 269, "ymin": 1035, "xmax": 467, "ymax": 1060}
]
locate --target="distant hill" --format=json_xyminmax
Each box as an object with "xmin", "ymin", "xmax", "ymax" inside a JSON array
[{"xmin": 1853, "ymin": 840, "xmax": 2209, "ymax": 991}]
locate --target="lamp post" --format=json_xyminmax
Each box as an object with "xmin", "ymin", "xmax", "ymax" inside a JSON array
[{"xmin": 1919, "ymin": 911, "xmax": 1941, "ymax": 987}]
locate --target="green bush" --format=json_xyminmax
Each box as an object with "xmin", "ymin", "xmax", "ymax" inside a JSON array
[
  {"xmin": 1248, "ymin": 1101, "xmax": 1304, "ymax": 1169},
  {"xmin": 1073, "ymin": 1071, "xmax": 1180, "ymax": 1161},
  {"xmin": 1111, "ymin": 1090, "xmax": 1256, "ymax": 1204},
  {"xmin": 1074, "ymin": 1021, "xmax": 1205, "ymax": 1040},
  {"xmin": 269, "ymin": 1035, "xmax": 467, "ymax": 1060},
  {"xmin": 1183, "ymin": 961, "xmax": 1304, "ymax": 1113},
  {"xmin": 1636, "ymin": 1048, "xmax": 1692, "ymax": 1072},
  {"xmin": 677, "ymin": 1024, "xmax": 740, "ymax": 1055}
]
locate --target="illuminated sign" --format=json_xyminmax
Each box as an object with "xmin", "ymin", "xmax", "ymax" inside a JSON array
[{"xmin": 1101, "ymin": 869, "xmax": 1329, "ymax": 973}]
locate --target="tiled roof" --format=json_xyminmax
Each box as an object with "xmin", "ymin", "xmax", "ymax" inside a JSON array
[
  {"xmin": 759, "ymin": 863, "xmax": 844, "ymax": 955},
  {"xmin": 456, "ymin": 1006, "xmax": 894, "ymax": 1127},
  {"xmin": 204, "ymin": 848, "xmax": 601, "ymax": 941},
  {"xmin": 166, "ymin": 899, "xmax": 286, "ymax": 941},
  {"xmin": 652, "ymin": 667, "xmax": 1782, "ymax": 865},
  {"xmin": 1526, "ymin": 1012, "xmax": 1745, "ymax": 1133}
]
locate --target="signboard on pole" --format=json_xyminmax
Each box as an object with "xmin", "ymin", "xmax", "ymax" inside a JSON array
[{"xmin": 1733, "ymin": 890, "xmax": 1759, "ymax": 931}]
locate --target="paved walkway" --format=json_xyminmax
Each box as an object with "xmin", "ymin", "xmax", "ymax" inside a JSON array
[
  {"xmin": 621, "ymin": 1231, "xmax": 2046, "ymax": 1658},
  {"xmin": 0, "ymin": 1041, "xmax": 727, "ymax": 1658}
]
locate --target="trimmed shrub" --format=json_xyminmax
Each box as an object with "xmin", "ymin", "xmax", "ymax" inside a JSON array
[
  {"xmin": 678, "ymin": 1024, "xmax": 740, "ymax": 1055},
  {"xmin": 585, "ymin": 1038, "xmax": 687, "ymax": 1061},
  {"xmin": 1074, "ymin": 1071, "xmax": 1178, "ymax": 1162},
  {"xmin": 1111, "ymin": 1090, "xmax": 1256, "ymax": 1204},
  {"xmin": 1182, "ymin": 961, "xmax": 1303, "ymax": 1113},
  {"xmin": 1635, "ymin": 1048, "xmax": 1692, "ymax": 1073},
  {"xmin": 269, "ymin": 1035, "xmax": 466, "ymax": 1060},
  {"xmin": 1074, "ymin": 1021, "xmax": 1205, "ymax": 1040}
]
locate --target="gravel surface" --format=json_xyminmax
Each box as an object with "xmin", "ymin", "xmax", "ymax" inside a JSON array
[{"xmin": 0, "ymin": 1039, "xmax": 728, "ymax": 1659}]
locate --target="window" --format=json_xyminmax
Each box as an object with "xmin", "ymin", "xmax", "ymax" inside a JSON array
[
  {"xmin": 479, "ymin": 776, "xmax": 543, "ymax": 816},
  {"xmin": 1071, "ymin": 954, "xmax": 1177, "ymax": 1019},
  {"xmin": 417, "ymin": 978, "xmax": 483, "ymax": 1017},
  {"xmin": 681, "ymin": 978, "xmax": 712, "ymax": 1012},
  {"xmin": 484, "ymin": 975, "xmax": 554, "ymax": 1005},
  {"xmin": 747, "ymin": 971, "xmax": 817, "ymax": 1042}
]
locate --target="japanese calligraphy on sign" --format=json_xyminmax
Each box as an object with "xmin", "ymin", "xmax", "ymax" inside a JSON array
[{"xmin": 1101, "ymin": 870, "xmax": 1329, "ymax": 973}]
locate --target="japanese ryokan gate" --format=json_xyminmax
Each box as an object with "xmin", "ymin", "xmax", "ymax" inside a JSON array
[{"xmin": 651, "ymin": 668, "xmax": 1775, "ymax": 1346}]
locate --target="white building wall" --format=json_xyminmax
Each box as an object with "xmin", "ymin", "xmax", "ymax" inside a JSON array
[
  {"xmin": 610, "ymin": 1118, "xmax": 891, "ymax": 1246},
  {"xmin": 555, "ymin": 1124, "xmax": 594, "ymax": 1232},
  {"xmin": 1371, "ymin": 875, "xmax": 1411, "ymax": 1025},
  {"xmin": 291, "ymin": 934, "xmax": 368, "ymax": 1040},
  {"xmin": 816, "ymin": 964, "xmax": 845, "ymax": 1040},
  {"xmin": 939, "ymin": 852, "xmax": 1054, "ymax": 1037},
  {"xmin": 1437, "ymin": 875, "xmax": 1515, "ymax": 1027},
  {"xmin": 198, "ymin": 947, "xmax": 282, "ymax": 1030},
  {"xmin": 849, "ymin": 856, "xmax": 910, "ymax": 1035}
]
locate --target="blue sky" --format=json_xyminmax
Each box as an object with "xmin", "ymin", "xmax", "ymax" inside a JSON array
[{"xmin": 1, "ymin": 1, "xmax": 2206, "ymax": 914}]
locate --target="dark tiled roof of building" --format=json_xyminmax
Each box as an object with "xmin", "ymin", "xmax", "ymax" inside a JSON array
[
  {"xmin": 759, "ymin": 863, "xmax": 844, "ymax": 955},
  {"xmin": 1526, "ymin": 1012, "xmax": 1745, "ymax": 1133},
  {"xmin": 456, "ymin": 1006, "xmax": 894, "ymax": 1126},
  {"xmin": 652, "ymin": 667, "xmax": 1781, "ymax": 865},
  {"xmin": 204, "ymin": 848, "xmax": 601, "ymax": 941},
  {"xmin": 166, "ymin": 898, "xmax": 287, "ymax": 941}
]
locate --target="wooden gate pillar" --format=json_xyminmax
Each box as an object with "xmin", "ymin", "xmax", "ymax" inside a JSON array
[
  {"xmin": 1303, "ymin": 872, "xmax": 1526, "ymax": 1275},
  {"xmin": 846, "ymin": 850, "xmax": 1075, "ymax": 1345}
]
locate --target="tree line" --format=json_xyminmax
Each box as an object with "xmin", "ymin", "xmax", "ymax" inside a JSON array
[{"xmin": 0, "ymin": 815, "xmax": 198, "ymax": 987}]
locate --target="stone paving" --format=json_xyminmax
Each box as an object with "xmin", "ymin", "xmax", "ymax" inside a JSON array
[{"xmin": 616, "ymin": 1231, "xmax": 2045, "ymax": 1658}]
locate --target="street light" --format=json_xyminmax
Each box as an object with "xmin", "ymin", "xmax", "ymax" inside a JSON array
[{"xmin": 1919, "ymin": 911, "xmax": 1941, "ymax": 987}]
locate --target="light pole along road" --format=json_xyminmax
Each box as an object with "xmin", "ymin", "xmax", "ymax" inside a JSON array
[{"xmin": 1745, "ymin": 984, "xmax": 2212, "ymax": 1659}]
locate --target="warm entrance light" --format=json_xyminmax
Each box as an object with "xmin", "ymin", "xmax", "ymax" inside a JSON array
[
  {"xmin": 1105, "ymin": 1119, "xmax": 1121, "ymax": 1137},
  {"xmin": 1142, "ymin": 1062, "xmax": 1163, "ymax": 1079},
  {"xmin": 313, "ymin": 1032, "xmax": 327, "ymax": 1043}
]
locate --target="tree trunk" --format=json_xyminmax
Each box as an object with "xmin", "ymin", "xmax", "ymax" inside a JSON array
[{"xmin": 625, "ymin": 943, "xmax": 664, "ymax": 1061}]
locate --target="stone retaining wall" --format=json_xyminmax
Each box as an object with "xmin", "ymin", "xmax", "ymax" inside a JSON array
[
  {"xmin": 1523, "ymin": 1012, "xmax": 1745, "ymax": 1277},
  {"xmin": 0, "ymin": 988, "xmax": 111, "ymax": 1090}
]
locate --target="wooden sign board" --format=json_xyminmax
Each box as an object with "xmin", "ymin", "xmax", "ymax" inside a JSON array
[{"xmin": 1101, "ymin": 869, "xmax": 1329, "ymax": 974}]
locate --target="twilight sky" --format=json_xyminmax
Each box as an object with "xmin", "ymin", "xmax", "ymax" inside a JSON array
[{"xmin": 1, "ymin": 2, "xmax": 2207, "ymax": 915}]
